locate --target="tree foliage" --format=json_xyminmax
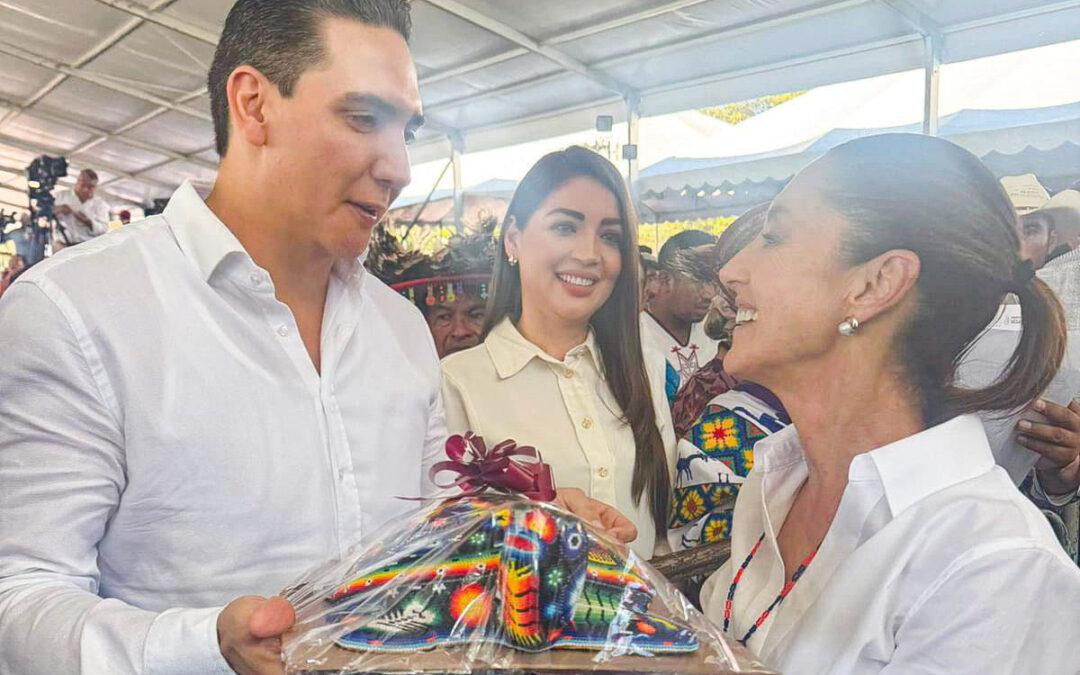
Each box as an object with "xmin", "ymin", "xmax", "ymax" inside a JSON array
[{"xmin": 701, "ymin": 91, "xmax": 806, "ymax": 125}]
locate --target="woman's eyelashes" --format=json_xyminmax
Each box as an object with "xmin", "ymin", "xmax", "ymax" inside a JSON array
[{"xmin": 760, "ymin": 230, "xmax": 783, "ymax": 247}]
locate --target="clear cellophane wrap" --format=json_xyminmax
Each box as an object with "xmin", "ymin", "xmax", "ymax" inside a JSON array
[{"xmin": 281, "ymin": 495, "xmax": 774, "ymax": 675}]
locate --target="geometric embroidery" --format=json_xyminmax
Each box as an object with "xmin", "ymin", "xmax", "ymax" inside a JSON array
[
  {"xmin": 668, "ymin": 399, "xmax": 785, "ymax": 550},
  {"xmin": 688, "ymin": 405, "xmax": 768, "ymax": 478}
]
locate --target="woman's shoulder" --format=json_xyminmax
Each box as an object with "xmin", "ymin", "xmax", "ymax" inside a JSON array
[{"xmin": 440, "ymin": 342, "xmax": 497, "ymax": 382}]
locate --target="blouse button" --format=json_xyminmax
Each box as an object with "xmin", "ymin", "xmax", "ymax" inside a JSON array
[
  {"xmin": 597, "ymin": 467, "xmax": 609, "ymax": 478},
  {"xmin": 563, "ymin": 368, "xmax": 574, "ymax": 379},
  {"xmin": 581, "ymin": 417, "xmax": 593, "ymax": 429}
]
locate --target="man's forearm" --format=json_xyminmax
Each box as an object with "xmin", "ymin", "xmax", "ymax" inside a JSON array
[{"xmin": 0, "ymin": 580, "xmax": 231, "ymax": 675}]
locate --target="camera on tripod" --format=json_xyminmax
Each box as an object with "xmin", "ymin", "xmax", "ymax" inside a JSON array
[{"xmin": 26, "ymin": 155, "xmax": 68, "ymax": 222}]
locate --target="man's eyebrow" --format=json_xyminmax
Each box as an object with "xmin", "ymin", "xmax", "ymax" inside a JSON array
[
  {"xmin": 547, "ymin": 208, "xmax": 585, "ymax": 220},
  {"xmin": 337, "ymin": 93, "xmax": 424, "ymax": 129}
]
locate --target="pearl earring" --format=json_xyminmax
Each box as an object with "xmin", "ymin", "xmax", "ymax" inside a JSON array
[
  {"xmin": 838, "ymin": 317, "xmax": 860, "ymax": 336},
  {"xmin": 507, "ymin": 255, "xmax": 518, "ymax": 267}
]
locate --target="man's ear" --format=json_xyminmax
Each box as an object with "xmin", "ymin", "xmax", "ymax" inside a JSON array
[
  {"xmin": 226, "ymin": 65, "xmax": 273, "ymax": 149},
  {"xmin": 504, "ymin": 216, "xmax": 520, "ymax": 261},
  {"xmin": 846, "ymin": 249, "xmax": 921, "ymax": 325}
]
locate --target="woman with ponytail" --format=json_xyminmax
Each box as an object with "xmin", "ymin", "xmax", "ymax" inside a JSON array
[
  {"xmin": 699, "ymin": 133, "xmax": 1080, "ymax": 673},
  {"xmin": 441, "ymin": 147, "xmax": 675, "ymax": 559}
]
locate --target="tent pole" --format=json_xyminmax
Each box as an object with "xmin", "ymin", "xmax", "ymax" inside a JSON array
[
  {"xmin": 922, "ymin": 34, "xmax": 941, "ymax": 136},
  {"xmin": 450, "ymin": 131, "xmax": 465, "ymax": 234},
  {"xmin": 626, "ymin": 94, "xmax": 641, "ymax": 209}
]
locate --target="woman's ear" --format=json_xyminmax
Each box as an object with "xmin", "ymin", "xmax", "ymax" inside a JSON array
[
  {"xmin": 504, "ymin": 216, "xmax": 520, "ymax": 261},
  {"xmin": 847, "ymin": 249, "xmax": 921, "ymax": 324}
]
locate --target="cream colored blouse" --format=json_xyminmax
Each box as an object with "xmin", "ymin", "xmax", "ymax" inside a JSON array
[{"xmin": 441, "ymin": 318, "xmax": 677, "ymax": 559}]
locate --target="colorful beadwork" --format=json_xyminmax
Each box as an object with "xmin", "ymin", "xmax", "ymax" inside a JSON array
[
  {"xmin": 722, "ymin": 532, "xmax": 817, "ymax": 646},
  {"xmin": 329, "ymin": 496, "xmax": 698, "ymax": 655}
]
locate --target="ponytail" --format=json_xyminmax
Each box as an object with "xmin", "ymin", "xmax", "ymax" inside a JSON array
[{"xmin": 948, "ymin": 276, "xmax": 1066, "ymax": 415}]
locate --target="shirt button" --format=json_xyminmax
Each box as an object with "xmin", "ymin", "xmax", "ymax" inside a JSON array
[
  {"xmin": 581, "ymin": 417, "xmax": 593, "ymax": 429},
  {"xmin": 563, "ymin": 369, "xmax": 574, "ymax": 379},
  {"xmin": 597, "ymin": 467, "xmax": 609, "ymax": 478},
  {"xmin": 249, "ymin": 272, "xmax": 261, "ymax": 285},
  {"xmin": 277, "ymin": 324, "xmax": 290, "ymax": 337}
]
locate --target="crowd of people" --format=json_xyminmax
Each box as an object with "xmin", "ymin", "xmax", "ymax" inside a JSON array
[
  {"xmin": 0, "ymin": 167, "xmax": 111, "ymax": 301},
  {"xmin": 1, "ymin": 1, "xmax": 1079, "ymax": 674}
]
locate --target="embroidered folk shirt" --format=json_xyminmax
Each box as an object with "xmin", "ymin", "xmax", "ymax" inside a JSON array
[
  {"xmin": 640, "ymin": 311, "xmax": 719, "ymax": 403},
  {"xmin": 441, "ymin": 318, "xmax": 677, "ymax": 559}
]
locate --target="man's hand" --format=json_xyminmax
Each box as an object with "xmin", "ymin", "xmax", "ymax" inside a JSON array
[
  {"xmin": 1017, "ymin": 398, "xmax": 1080, "ymax": 498},
  {"xmin": 72, "ymin": 211, "xmax": 92, "ymax": 227},
  {"xmin": 218, "ymin": 595, "xmax": 296, "ymax": 675},
  {"xmin": 553, "ymin": 487, "xmax": 637, "ymax": 543},
  {"xmin": 55, "ymin": 204, "xmax": 72, "ymax": 216}
]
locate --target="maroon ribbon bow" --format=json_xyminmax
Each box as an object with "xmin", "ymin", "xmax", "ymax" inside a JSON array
[{"xmin": 430, "ymin": 432, "xmax": 556, "ymax": 502}]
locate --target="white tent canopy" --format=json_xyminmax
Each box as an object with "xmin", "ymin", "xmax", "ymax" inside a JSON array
[
  {"xmin": 0, "ymin": 0, "xmax": 1078, "ymax": 214},
  {"xmin": 636, "ymin": 39, "xmax": 1080, "ymax": 219}
]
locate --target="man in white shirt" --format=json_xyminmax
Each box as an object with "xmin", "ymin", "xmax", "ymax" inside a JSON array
[
  {"xmin": 0, "ymin": 2, "xmax": 628, "ymax": 675},
  {"xmin": 641, "ymin": 230, "xmax": 720, "ymax": 403},
  {"xmin": 52, "ymin": 168, "xmax": 110, "ymax": 249}
]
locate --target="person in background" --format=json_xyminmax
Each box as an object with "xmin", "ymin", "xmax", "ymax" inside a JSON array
[
  {"xmin": 700, "ymin": 133, "xmax": 1080, "ymax": 673},
  {"xmin": 0, "ymin": 254, "xmax": 26, "ymax": 299},
  {"xmin": 442, "ymin": 147, "xmax": 676, "ymax": 559},
  {"xmin": 642, "ymin": 229, "xmax": 720, "ymax": 404},
  {"xmin": 52, "ymin": 168, "xmax": 110, "ymax": 250},
  {"xmin": 367, "ymin": 218, "xmax": 496, "ymax": 358},
  {"xmin": 638, "ymin": 244, "xmax": 659, "ymax": 309},
  {"xmin": 959, "ymin": 185, "xmax": 1080, "ymax": 562}
]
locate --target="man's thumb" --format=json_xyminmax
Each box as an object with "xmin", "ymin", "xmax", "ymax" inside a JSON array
[{"xmin": 247, "ymin": 596, "xmax": 296, "ymax": 639}]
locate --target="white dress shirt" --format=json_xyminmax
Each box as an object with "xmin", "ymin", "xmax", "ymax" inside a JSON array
[
  {"xmin": 701, "ymin": 415, "xmax": 1080, "ymax": 674},
  {"xmin": 0, "ymin": 181, "xmax": 447, "ymax": 675},
  {"xmin": 640, "ymin": 311, "xmax": 718, "ymax": 401},
  {"xmin": 441, "ymin": 318, "xmax": 677, "ymax": 559},
  {"xmin": 53, "ymin": 188, "xmax": 111, "ymax": 244}
]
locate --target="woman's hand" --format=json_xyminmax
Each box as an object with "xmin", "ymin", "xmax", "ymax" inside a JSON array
[
  {"xmin": 553, "ymin": 487, "xmax": 638, "ymax": 543},
  {"xmin": 1017, "ymin": 398, "xmax": 1080, "ymax": 498}
]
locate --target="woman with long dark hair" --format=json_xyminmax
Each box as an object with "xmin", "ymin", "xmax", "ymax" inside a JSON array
[
  {"xmin": 700, "ymin": 134, "xmax": 1080, "ymax": 672},
  {"xmin": 441, "ymin": 147, "xmax": 674, "ymax": 559}
]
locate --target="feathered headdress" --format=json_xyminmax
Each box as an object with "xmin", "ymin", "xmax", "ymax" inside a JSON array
[{"xmin": 366, "ymin": 216, "xmax": 498, "ymax": 307}]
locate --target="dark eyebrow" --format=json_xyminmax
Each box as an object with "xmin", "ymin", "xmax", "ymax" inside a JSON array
[
  {"xmin": 337, "ymin": 93, "xmax": 424, "ymax": 130},
  {"xmin": 547, "ymin": 207, "xmax": 585, "ymax": 220},
  {"xmin": 600, "ymin": 218, "xmax": 623, "ymax": 227}
]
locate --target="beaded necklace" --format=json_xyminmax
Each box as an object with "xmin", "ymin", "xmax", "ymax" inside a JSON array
[{"xmin": 722, "ymin": 532, "xmax": 818, "ymax": 646}]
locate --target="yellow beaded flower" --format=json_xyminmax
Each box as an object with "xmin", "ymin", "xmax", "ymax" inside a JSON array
[
  {"xmin": 679, "ymin": 490, "xmax": 706, "ymax": 521},
  {"xmin": 702, "ymin": 416, "xmax": 741, "ymax": 451}
]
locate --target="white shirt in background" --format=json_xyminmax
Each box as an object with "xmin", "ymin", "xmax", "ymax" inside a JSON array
[
  {"xmin": 701, "ymin": 415, "xmax": 1080, "ymax": 674},
  {"xmin": 53, "ymin": 187, "xmax": 110, "ymax": 244},
  {"xmin": 640, "ymin": 311, "xmax": 718, "ymax": 402},
  {"xmin": 441, "ymin": 318, "xmax": 677, "ymax": 559},
  {"xmin": 0, "ymin": 181, "xmax": 447, "ymax": 675}
]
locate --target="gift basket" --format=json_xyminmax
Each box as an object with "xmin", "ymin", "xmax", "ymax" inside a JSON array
[{"xmin": 280, "ymin": 434, "xmax": 774, "ymax": 674}]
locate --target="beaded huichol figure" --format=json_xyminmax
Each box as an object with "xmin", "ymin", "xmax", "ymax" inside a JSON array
[{"xmin": 326, "ymin": 496, "xmax": 698, "ymax": 655}]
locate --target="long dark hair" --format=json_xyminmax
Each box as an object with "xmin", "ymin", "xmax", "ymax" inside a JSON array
[
  {"xmin": 484, "ymin": 146, "xmax": 669, "ymax": 533},
  {"xmin": 817, "ymin": 134, "xmax": 1066, "ymax": 424}
]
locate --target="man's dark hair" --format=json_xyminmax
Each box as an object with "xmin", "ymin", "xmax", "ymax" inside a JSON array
[
  {"xmin": 208, "ymin": 0, "xmax": 413, "ymax": 157},
  {"xmin": 79, "ymin": 168, "xmax": 99, "ymax": 183},
  {"xmin": 657, "ymin": 229, "xmax": 716, "ymax": 269}
]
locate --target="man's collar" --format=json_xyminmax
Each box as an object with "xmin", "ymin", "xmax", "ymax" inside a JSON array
[
  {"xmin": 753, "ymin": 414, "xmax": 995, "ymax": 517},
  {"xmin": 164, "ymin": 181, "xmax": 247, "ymax": 282},
  {"xmin": 165, "ymin": 180, "xmax": 368, "ymax": 285},
  {"xmin": 486, "ymin": 317, "xmax": 603, "ymax": 379}
]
